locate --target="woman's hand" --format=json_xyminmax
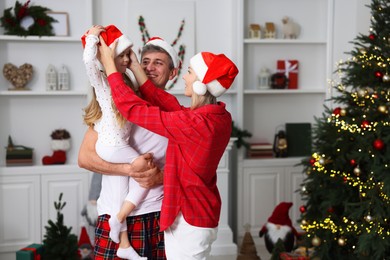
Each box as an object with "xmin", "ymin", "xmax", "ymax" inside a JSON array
[{"xmin": 97, "ymin": 35, "xmax": 118, "ymax": 75}]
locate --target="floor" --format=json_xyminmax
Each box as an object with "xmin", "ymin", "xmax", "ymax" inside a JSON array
[{"xmin": 209, "ymin": 244, "xmax": 270, "ymax": 260}]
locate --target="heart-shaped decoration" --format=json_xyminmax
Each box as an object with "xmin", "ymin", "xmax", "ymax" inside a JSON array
[{"xmin": 3, "ymin": 63, "xmax": 34, "ymax": 90}]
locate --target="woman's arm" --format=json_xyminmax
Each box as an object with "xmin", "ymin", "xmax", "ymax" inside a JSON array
[{"xmin": 78, "ymin": 127, "xmax": 163, "ymax": 188}]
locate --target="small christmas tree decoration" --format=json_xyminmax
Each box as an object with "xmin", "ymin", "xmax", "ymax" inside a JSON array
[
  {"xmin": 58, "ymin": 65, "xmax": 70, "ymax": 90},
  {"xmin": 237, "ymin": 224, "xmax": 261, "ymax": 260},
  {"xmin": 46, "ymin": 64, "xmax": 57, "ymax": 91},
  {"xmin": 42, "ymin": 193, "xmax": 79, "ymax": 260}
]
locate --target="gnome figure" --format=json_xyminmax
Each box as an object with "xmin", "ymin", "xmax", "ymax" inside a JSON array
[
  {"xmin": 259, "ymin": 202, "xmax": 299, "ymax": 254},
  {"xmin": 42, "ymin": 129, "xmax": 71, "ymax": 165}
]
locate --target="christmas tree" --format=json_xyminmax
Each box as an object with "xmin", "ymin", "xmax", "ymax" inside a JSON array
[
  {"xmin": 42, "ymin": 193, "xmax": 80, "ymax": 260},
  {"xmin": 299, "ymin": 1, "xmax": 390, "ymax": 259}
]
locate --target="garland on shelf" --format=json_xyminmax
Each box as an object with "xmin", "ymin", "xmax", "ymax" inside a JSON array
[
  {"xmin": 138, "ymin": 16, "xmax": 186, "ymax": 90},
  {"xmin": 0, "ymin": 0, "xmax": 56, "ymax": 37}
]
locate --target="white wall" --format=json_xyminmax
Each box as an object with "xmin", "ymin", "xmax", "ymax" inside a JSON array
[{"xmin": 92, "ymin": 0, "xmax": 238, "ymax": 119}]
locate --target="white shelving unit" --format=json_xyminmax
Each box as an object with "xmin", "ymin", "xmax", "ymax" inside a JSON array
[
  {"xmin": 0, "ymin": 1, "xmax": 93, "ymax": 258},
  {"xmin": 234, "ymin": 0, "xmax": 335, "ymax": 243},
  {"xmin": 0, "ymin": 0, "xmax": 93, "ymax": 168}
]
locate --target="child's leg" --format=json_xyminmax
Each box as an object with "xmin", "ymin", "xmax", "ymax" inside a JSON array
[
  {"xmin": 112, "ymin": 201, "xmax": 147, "ymax": 259},
  {"xmin": 116, "ymin": 230, "xmax": 147, "ymax": 259},
  {"xmin": 110, "ymin": 178, "xmax": 149, "ymax": 259}
]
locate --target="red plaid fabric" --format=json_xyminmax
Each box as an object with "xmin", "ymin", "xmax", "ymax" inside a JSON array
[
  {"xmin": 109, "ymin": 74, "xmax": 232, "ymax": 231},
  {"xmin": 94, "ymin": 213, "xmax": 165, "ymax": 260}
]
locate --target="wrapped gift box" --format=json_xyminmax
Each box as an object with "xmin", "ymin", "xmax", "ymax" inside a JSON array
[
  {"xmin": 277, "ymin": 60, "xmax": 299, "ymax": 89},
  {"xmin": 16, "ymin": 243, "xmax": 44, "ymax": 260},
  {"xmin": 280, "ymin": 252, "xmax": 310, "ymax": 260}
]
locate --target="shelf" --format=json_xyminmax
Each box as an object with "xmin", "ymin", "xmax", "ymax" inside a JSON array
[
  {"xmin": 0, "ymin": 35, "xmax": 81, "ymax": 42},
  {"xmin": 244, "ymin": 89, "xmax": 327, "ymax": 94},
  {"xmin": 0, "ymin": 90, "xmax": 87, "ymax": 96},
  {"xmin": 244, "ymin": 39, "xmax": 327, "ymax": 45},
  {"xmin": 243, "ymin": 157, "xmax": 305, "ymax": 167},
  {"xmin": 0, "ymin": 164, "xmax": 87, "ymax": 175}
]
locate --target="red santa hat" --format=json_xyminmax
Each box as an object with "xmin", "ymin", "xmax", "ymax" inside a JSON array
[
  {"xmin": 145, "ymin": 37, "xmax": 180, "ymax": 68},
  {"xmin": 267, "ymin": 202, "xmax": 293, "ymax": 226},
  {"xmin": 81, "ymin": 25, "xmax": 133, "ymax": 57},
  {"xmin": 190, "ymin": 52, "xmax": 239, "ymax": 97},
  {"xmin": 78, "ymin": 226, "xmax": 92, "ymax": 247}
]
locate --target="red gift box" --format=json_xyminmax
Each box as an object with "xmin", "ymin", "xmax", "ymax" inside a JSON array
[
  {"xmin": 277, "ymin": 60, "xmax": 299, "ymax": 89},
  {"xmin": 280, "ymin": 252, "xmax": 310, "ymax": 260}
]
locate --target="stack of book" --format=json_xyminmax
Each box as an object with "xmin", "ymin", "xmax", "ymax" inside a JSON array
[
  {"xmin": 247, "ymin": 142, "xmax": 274, "ymax": 158},
  {"xmin": 6, "ymin": 136, "xmax": 33, "ymax": 166}
]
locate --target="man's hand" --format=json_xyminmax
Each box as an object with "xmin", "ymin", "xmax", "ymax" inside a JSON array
[
  {"xmin": 78, "ymin": 127, "xmax": 163, "ymax": 187},
  {"xmin": 131, "ymin": 167, "xmax": 164, "ymax": 189}
]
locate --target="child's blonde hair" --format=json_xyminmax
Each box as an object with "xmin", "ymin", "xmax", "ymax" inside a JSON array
[{"xmin": 83, "ymin": 74, "xmax": 135, "ymax": 128}]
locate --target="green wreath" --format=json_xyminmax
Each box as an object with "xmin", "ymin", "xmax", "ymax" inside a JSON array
[{"xmin": 0, "ymin": 0, "xmax": 57, "ymax": 37}]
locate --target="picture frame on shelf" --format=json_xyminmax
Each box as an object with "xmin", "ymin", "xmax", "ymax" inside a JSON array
[{"xmin": 47, "ymin": 12, "xmax": 69, "ymax": 36}]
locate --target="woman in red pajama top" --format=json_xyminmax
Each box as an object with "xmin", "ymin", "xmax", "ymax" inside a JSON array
[{"xmin": 98, "ymin": 36, "xmax": 239, "ymax": 260}]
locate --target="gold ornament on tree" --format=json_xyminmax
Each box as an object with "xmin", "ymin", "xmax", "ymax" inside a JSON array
[
  {"xmin": 3, "ymin": 63, "xmax": 33, "ymax": 90},
  {"xmin": 311, "ymin": 236, "xmax": 321, "ymax": 247}
]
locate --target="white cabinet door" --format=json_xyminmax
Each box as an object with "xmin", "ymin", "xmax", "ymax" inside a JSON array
[
  {"xmin": 41, "ymin": 172, "xmax": 89, "ymax": 241},
  {"xmin": 285, "ymin": 165, "xmax": 305, "ymax": 232},
  {"xmin": 0, "ymin": 175, "xmax": 41, "ymax": 253},
  {"xmin": 240, "ymin": 165, "xmax": 285, "ymax": 237}
]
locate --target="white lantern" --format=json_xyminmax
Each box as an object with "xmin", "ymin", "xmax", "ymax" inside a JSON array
[
  {"xmin": 258, "ymin": 67, "xmax": 271, "ymax": 89},
  {"xmin": 58, "ymin": 65, "xmax": 70, "ymax": 90},
  {"xmin": 46, "ymin": 64, "xmax": 57, "ymax": 91}
]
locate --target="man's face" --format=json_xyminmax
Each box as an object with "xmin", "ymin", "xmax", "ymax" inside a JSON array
[{"xmin": 141, "ymin": 51, "xmax": 177, "ymax": 89}]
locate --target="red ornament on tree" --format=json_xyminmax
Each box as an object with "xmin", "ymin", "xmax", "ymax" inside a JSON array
[
  {"xmin": 350, "ymin": 159, "xmax": 356, "ymax": 166},
  {"xmin": 369, "ymin": 33, "xmax": 375, "ymax": 40},
  {"xmin": 310, "ymin": 158, "xmax": 316, "ymax": 166},
  {"xmin": 361, "ymin": 120, "xmax": 370, "ymax": 129},
  {"xmin": 373, "ymin": 139, "xmax": 385, "ymax": 150},
  {"xmin": 299, "ymin": 205, "xmax": 306, "ymax": 213},
  {"xmin": 375, "ymin": 71, "xmax": 383, "ymax": 78},
  {"xmin": 333, "ymin": 107, "xmax": 341, "ymax": 116}
]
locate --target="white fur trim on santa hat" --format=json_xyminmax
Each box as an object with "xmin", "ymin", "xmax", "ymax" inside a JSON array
[
  {"xmin": 190, "ymin": 52, "xmax": 227, "ymax": 97},
  {"xmin": 112, "ymin": 34, "xmax": 133, "ymax": 57},
  {"xmin": 146, "ymin": 37, "xmax": 180, "ymax": 68}
]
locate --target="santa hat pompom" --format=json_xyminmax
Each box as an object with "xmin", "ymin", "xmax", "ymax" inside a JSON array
[
  {"xmin": 193, "ymin": 81, "xmax": 207, "ymax": 95},
  {"xmin": 190, "ymin": 52, "xmax": 238, "ymax": 97}
]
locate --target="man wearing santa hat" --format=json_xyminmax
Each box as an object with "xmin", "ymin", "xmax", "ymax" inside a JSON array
[{"xmin": 78, "ymin": 32, "xmax": 180, "ymax": 259}]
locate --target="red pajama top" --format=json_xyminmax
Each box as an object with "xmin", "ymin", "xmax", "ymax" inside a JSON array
[{"xmin": 108, "ymin": 72, "xmax": 232, "ymax": 231}]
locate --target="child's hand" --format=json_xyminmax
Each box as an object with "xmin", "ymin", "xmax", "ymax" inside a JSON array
[{"xmin": 85, "ymin": 25, "xmax": 105, "ymax": 37}]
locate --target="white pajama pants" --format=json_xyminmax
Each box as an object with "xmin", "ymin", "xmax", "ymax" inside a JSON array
[{"xmin": 164, "ymin": 212, "xmax": 218, "ymax": 260}]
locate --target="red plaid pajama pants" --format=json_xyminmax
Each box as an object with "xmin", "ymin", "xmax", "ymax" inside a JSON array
[{"xmin": 94, "ymin": 212, "xmax": 166, "ymax": 259}]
